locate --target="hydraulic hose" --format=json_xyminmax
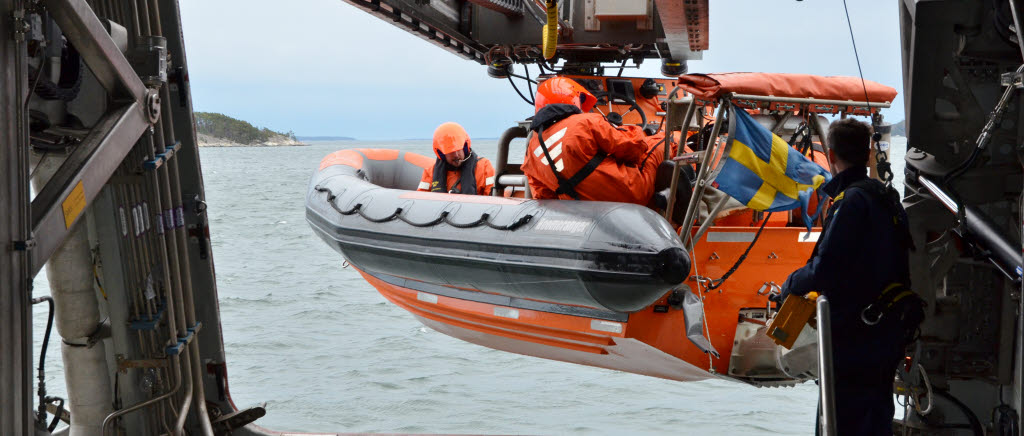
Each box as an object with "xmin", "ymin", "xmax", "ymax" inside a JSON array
[
  {"xmin": 942, "ymin": 64, "xmax": 1024, "ymax": 186},
  {"xmin": 933, "ymin": 390, "xmax": 984, "ymax": 436},
  {"xmin": 31, "ymin": 296, "xmax": 54, "ymax": 427}
]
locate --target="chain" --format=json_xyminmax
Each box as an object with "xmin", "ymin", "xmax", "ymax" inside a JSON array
[{"xmin": 872, "ymin": 114, "xmax": 894, "ymax": 188}]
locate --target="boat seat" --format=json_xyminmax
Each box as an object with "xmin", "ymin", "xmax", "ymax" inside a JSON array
[{"xmin": 355, "ymin": 150, "xmax": 433, "ymax": 191}]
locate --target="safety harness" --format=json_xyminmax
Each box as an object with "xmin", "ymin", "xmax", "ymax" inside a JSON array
[
  {"xmin": 824, "ymin": 178, "xmax": 912, "ymax": 248},
  {"xmin": 824, "ymin": 178, "xmax": 924, "ymax": 343},
  {"xmin": 430, "ymin": 152, "xmax": 479, "ymax": 195},
  {"xmin": 530, "ymin": 104, "xmax": 609, "ymax": 200}
]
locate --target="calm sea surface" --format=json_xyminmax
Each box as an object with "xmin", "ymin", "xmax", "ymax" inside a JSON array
[{"xmin": 31, "ymin": 137, "xmax": 909, "ymax": 435}]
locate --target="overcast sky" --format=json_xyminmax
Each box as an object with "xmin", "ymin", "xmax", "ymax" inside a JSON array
[{"xmin": 179, "ymin": 0, "xmax": 903, "ymax": 140}]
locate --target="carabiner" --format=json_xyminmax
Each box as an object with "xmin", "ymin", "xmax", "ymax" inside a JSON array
[{"xmin": 861, "ymin": 305, "xmax": 883, "ymax": 325}]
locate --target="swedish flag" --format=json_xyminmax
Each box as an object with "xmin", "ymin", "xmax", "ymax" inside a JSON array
[{"xmin": 713, "ymin": 104, "xmax": 831, "ymax": 227}]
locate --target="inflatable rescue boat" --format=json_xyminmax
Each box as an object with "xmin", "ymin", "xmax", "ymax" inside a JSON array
[{"xmin": 306, "ymin": 73, "xmax": 898, "ymax": 385}]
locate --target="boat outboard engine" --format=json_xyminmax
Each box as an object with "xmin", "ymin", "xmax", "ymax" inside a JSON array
[{"xmin": 727, "ymin": 308, "xmax": 819, "ymax": 386}]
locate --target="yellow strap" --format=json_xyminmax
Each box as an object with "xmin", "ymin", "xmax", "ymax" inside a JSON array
[
  {"xmin": 542, "ymin": 1, "xmax": 558, "ymax": 59},
  {"xmin": 879, "ymin": 283, "xmax": 916, "ymax": 309},
  {"xmin": 886, "ymin": 290, "xmax": 915, "ymax": 307},
  {"xmin": 881, "ymin": 282, "xmax": 902, "ymax": 293}
]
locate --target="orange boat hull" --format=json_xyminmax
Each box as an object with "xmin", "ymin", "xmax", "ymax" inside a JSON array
[{"xmin": 356, "ymin": 225, "xmax": 820, "ymax": 383}]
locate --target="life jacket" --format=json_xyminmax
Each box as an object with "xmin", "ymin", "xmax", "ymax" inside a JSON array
[
  {"xmin": 430, "ymin": 151, "xmax": 479, "ymax": 195},
  {"xmin": 529, "ymin": 104, "xmax": 608, "ymax": 200},
  {"xmin": 823, "ymin": 178, "xmax": 924, "ymax": 344}
]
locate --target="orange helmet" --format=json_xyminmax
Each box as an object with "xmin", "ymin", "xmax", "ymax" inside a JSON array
[
  {"xmin": 534, "ymin": 77, "xmax": 597, "ymax": 114},
  {"xmin": 432, "ymin": 122, "xmax": 471, "ymax": 160}
]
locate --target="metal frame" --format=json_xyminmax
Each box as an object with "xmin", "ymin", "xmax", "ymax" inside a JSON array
[
  {"xmin": 653, "ymin": 0, "xmax": 707, "ymax": 62},
  {"xmin": 4, "ymin": 0, "xmax": 222, "ymax": 432},
  {"xmin": 1, "ymin": 0, "xmax": 33, "ymax": 433},
  {"xmin": 728, "ymin": 93, "xmax": 892, "ymax": 109},
  {"xmin": 340, "ymin": 0, "xmax": 488, "ymax": 63},
  {"xmin": 28, "ymin": 0, "xmax": 151, "ymax": 275},
  {"xmin": 18, "ymin": 0, "xmax": 171, "ymax": 431},
  {"xmin": 678, "ymin": 98, "xmax": 728, "ymax": 247},
  {"xmin": 41, "ymin": 0, "xmax": 146, "ymax": 101},
  {"xmin": 664, "ymin": 91, "xmax": 891, "ymax": 245},
  {"xmin": 30, "ymin": 102, "xmax": 149, "ymax": 275}
]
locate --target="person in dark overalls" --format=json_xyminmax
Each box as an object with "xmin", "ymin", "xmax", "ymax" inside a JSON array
[{"xmin": 775, "ymin": 118, "xmax": 914, "ymax": 435}]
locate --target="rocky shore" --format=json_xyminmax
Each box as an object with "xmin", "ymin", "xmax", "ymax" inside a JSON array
[{"xmin": 196, "ymin": 132, "xmax": 307, "ymax": 147}]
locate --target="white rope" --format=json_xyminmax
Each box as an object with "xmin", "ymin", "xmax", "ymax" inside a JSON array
[{"xmin": 912, "ymin": 363, "xmax": 933, "ymax": 415}]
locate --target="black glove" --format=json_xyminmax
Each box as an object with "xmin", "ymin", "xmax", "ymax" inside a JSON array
[{"xmin": 768, "ymin": 291, "xmax": 787, "ymax": 304}]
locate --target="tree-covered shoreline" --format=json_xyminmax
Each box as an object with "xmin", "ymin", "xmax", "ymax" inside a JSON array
[{"xmin": 194, "ymin": 112, "xmax": 301, "ymax": 146}]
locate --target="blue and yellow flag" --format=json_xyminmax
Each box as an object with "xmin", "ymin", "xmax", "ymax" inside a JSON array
[{"xmin": 713, "ymin": 104, "xmax": 831, "ymax": 229}]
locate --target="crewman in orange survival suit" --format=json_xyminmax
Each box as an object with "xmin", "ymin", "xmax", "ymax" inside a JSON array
[
  {"xmin": 417, "ymin": 122, "xmax": 495, "ymax": 195},
  {"xmin": 521, "ymin": 77, "xmax": 669, "ymax": 204}
]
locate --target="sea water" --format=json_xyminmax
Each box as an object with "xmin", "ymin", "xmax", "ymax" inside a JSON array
[{"xmin": 31, "ymin": 137, "xmax": 909, "ymax": 435}]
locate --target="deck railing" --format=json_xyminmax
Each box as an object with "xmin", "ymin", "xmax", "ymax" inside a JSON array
[{"xmin": 817, "ymin": 296, "xmax": 837, "ymax": 436}]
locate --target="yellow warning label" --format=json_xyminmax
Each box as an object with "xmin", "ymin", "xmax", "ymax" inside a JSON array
[{"xmin": 61, "ymin": 180, "xmax": 86, "ymax": 229}]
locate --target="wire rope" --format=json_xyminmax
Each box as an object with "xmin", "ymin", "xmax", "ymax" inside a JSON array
[{"xmin": 841, "ymin": 0, "xmax": 872, "ymax": 107}]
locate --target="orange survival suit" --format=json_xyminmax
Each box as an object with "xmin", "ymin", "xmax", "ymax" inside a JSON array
[
  {"xmin": 417, "ymin": 122, "xmax": 495, "ymax": 195},
  {"xmin": 521, "ymin": 77, "xmax": 671, "ymax": 204}
]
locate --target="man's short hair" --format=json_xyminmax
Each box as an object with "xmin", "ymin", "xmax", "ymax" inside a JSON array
[{"xmin": 827, "ymin": 118, "xmax": 872, "ymax": 167}]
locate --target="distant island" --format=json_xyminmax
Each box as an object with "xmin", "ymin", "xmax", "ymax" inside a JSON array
[
  {"xmin": 195, "ymin": 112, "xmax": 306, "ymax": 147},
  {"xmin": 297, "ymin": 136, "xmax": 356, "ymax": 141}
]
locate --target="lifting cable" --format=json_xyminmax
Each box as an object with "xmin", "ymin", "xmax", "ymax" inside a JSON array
[
  {"xmin": 314, "ymin": 185, "xmax": 533, "ymax": 231},
  {"xmin": 704, "ymin": 212, "xmax": 773, "ymax": 290},
  {"xmin": 842, "ymin": 0, "xmax": 893, "ymax": 189},
  {"xmin": 842, "ymin": 0, "xmax": 872, "ymax": 114}
]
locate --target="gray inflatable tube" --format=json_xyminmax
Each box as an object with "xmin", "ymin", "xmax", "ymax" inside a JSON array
[{"xmin": 305, "ymin": 148, "xmax": 690, "ymax": 313}]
